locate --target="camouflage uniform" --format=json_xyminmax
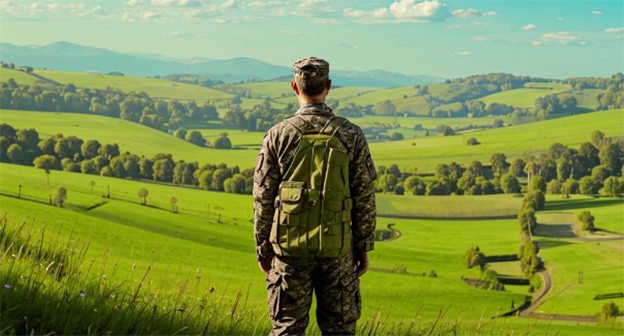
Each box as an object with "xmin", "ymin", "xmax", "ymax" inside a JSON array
[{"xmin": 254, "ymin": 100, "xmax": 377, "ymax": 335}]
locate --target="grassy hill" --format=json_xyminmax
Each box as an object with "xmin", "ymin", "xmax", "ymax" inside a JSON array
[
  {"xmin": 0, "ymin": 67, "xmax": 49, "ymax": 86},
  {"xmin": 33, "ymin": 69, "xmax": 234, "ymax": 102},
  {"xmin": 3, "ymin": 108, "xmax": 622, "ymax": 173},
  {"xmin": 2, "ymin": 162, "xmax": 622, "ymax": 334},
  {"xmin": 478, "ymin": 83, "xmax": 572, "ymax": 108}
]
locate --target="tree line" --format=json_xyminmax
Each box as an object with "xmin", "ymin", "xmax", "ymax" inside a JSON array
[
  {"xmin": 375, "ymin": 130, "xmax": 623, "ymax": 198},
  {"xmin": 0, "ymin": 124, "xmax": 252, "ymax": 194},
  {"xmin": 0, "ymin": 79, "xmax": 219, "ymax": 140}
]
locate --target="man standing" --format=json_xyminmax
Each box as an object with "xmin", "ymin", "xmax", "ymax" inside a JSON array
[{"xmin": 253, "ymin": 57, "xmax": 377, "ymax": 335}]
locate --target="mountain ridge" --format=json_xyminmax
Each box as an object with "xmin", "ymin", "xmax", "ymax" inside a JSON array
[{"xmin": 0, "ymin": 41, "xmax": 444, "ymax": 87}]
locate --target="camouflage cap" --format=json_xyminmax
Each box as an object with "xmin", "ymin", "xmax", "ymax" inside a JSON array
[{"xmin": 293, "ymin": 57, "xmax": 329, "ymax": 82}]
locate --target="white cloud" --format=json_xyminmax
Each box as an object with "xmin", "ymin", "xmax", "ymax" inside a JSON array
[
  {"xmin": 162, "ymin": 31, "xmax": 188, "ymax": 37},
  {"xmin": 605, "ymin": 27, "xmax": 624, "ymax": 33},
  {"xmin": 151, "ymin": 0, "xmax": 200, "ymax": 7},
  {"xmin": 372, "ymin": 8, "xmax": 389, "ymax": 19},
  {"xmin": 389, "ymin": 0, "xmax": 450, "ymax": 21},
  {"xmin": 531, "ymin": 31, "xmax": 586, "ymax": 46},
  {"xmin": 221, "ymin": 0, "xmax": 236, "ymax": 10},
  {"xmin": 248, "ymin": 1, "xmax": 284, "ymax": 8},
  {"xmin": 299, "ymin": 0, "xmax": 326, "ymax": 9},
  {"xmin": 591, "ymin": 10, "xmax": 603, "ymax": 15},
  {"xmin": 76, "ymin": 5, "xmax": 107, "ymax": 17},
  {"xmin": 447, "ymin": 50, "xmax": 471, "ymax": 56},
  {"xmin": 452, "ymin": 8, "xmax": 496, "ymax": 18},
  {"xmin": 452, "ymin": 8, "xmax": 478, "ymax": 18},
  {"xmin": 48, "ymin": 3, "xmax": 62, "ymax": 11},
  {"xmin": 124, "ymin": 0, "xmax": 145, "ymax": 6},
  {"xmin": 343, "ymin": 8, "xmax": 367, "ymax": 18},
  {"xmin": 521, "ymin": 23, "xmax": 537, "ymax": 31}
]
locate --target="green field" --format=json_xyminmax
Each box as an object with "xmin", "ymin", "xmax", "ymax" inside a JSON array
[
  {"xmin": 368, "ymin": 109, "xmax": 624, "ymax": 172},
  {"xmin": 0, "ymin": 67, "xmax": 47, "ymax": 86},
  {"xmin": 478, "ymin": 84, "xmax": 572, "ymax": 108},
  {"xmin": 3, "ymin": 108, "xmax": 622, "ymax": 174},
  {"xmin": 0, "ymin": 110, "xmax": 256, "ymax": 169},
  {"xmin": 2, "ymin": 162, "xmax": 622, "ymax": 334},
  {"xmin": 33, "ymin": 69, "xmax": 234, "ymax": 102},
  {"xmin": 376, "ymin": 194, "xmax": 523, "ymax": 218}
]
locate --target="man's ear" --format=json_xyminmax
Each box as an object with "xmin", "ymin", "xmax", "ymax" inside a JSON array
[
  {"xmin": 325, "ymin": 79, "xmax": 332, "ymax": 93},
  {"xmin": 291, "ymin": 81, "xmax": 300, "ymax": 95}
]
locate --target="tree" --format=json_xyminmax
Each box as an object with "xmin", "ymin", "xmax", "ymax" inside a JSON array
[
  {"xmin": 576, "ymin": 210, "xmax": 595, "ymax": 232},
  {"xmin": 186, "ymin": 130, "xmax": 206, "ymax": 147},
  {"xmin": 599, "ymin": 143, "xmax": 623, "ymax": 176},
  {"xmin": 466, "ymin": 137, "xmax": 479, "ymax": 146},
  {"xmin": 138, "ymin": 188, "xmax": 149, "ymax": 205},
  {"xmin": 500, "ymin": 174, "xmax": 520, "ymax": 194},
  {"xmin": 463, "ymin": 247, "xmax": 486, "ymax": 270},
  {"xmin": 403, "ymin": 176, "xmax": 426, "ymax": 195},
  {"xmin": 81, "ymin": 139, "xmax": 101, "ymax": 159},
  {"xmin": 490, "ymin": 153, "xmax": 509, "ymax": 176},
  {"xmin": 224, "ymin": 174, "xmax": 246, "ymax": 194},
  {"xmin": 599, "ymin": 302, "xmax": 620, "ymax": 322},
  {"xmin": 372, "ymin": 100, "xmax": 396, "ymax": 116},
  {"xmin": 52, "ymin": 186, "xmax": 67, "ymax": 207},
  {"xmin": 376, "ymin": 173, "xmax": 398, "ymax": 193},
  {"xmin": 601, "ymin": 176, "xmax": 622, "ymax": 197},
  {"xmin": 33, "ymin": 154, "xmax": 60, "ymax": 184},
  {"xmin": 579, "ymin": 176, "xmax": 599, "ymax": 194},
  {"xmin": 561, "ymin": 178, "xmax": 579, "ymax": 198},
  {"xmin": 7, "ymin": 143, "xmax": 23, "ymax": 164},
  {"xmin": 590, "ymin": 130, "xmax": 605, "ymax": 148},
  {"xmin": 436, "ymin": 125, "xmax": 455, "ymax": 136},
  {"xmin": 509, "ymin": 158, "xmax": 526, "ymax": 177},
  {"xmin": 214, "ymin": 133, "xmax": 232, "ymax": 149},
  {"xmin": 529, "ymin": 175, "xmax": 546, "ymax": 193},
  {"xmin": 170, "ymin": 196, "xmax": 178, "ymax": 213}
]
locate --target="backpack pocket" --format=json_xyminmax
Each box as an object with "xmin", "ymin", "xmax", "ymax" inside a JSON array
[{"xmin": 279, "ymin": 181, "xmax": 306, "ymax": 226}]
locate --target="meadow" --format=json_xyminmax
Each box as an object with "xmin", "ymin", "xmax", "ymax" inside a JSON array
[
  {"xmin": 1, "ymin": 68, "xmax": 623, "ymax": 334},
  {"xmin": 478, "ymin": 83, "xmax": 572, "ymax": 109},
  {"xmin": 3, "ymin": 108, "xmax": 621, "ymax": 174},
  {"xmin": 2, "ymin": 162, "xmax": 622, "ymax": 334}
]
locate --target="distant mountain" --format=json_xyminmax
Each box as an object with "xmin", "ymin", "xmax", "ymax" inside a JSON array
[{"xmin": 0, "ymin": 41, "xmax": 443, "ymax": 87}]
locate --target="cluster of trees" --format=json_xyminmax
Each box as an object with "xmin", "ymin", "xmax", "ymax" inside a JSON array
[
  {"xmin": 361, "ymin": 121, "xmax": 404, "ymax": 141},
  {"xmin": 163, "ymin": 74, "xmax": 225, "ymax": 88},
  {"xmin": 222, "ymin": 98, "xmax": 294, "ymax": 132},
  {"xmin": 462, "ymin": 246, "xmax": 504, "ymax": 290},
  {"xmin": 565, "ymin": 73, "xmax": 623, "ymax": 110},
  {"xmin": 575, "ymin": 210, "xmax": 595, "ymax": 232},
  {"xmin": 0, "ymin": 124, "xmax": 252, "ymax": 194},
  {"xmin": 532, "ymin": 94, "xmax": 578, "ymax": 119},
  {"xmin": 376, "ymin": 130, "xmax": 623, "ymax": 198},
  {"xmin": 0, "ymin": 79, "xmax": 218, "ymax": 139},
  {"xmin": 517, "ymin": 190, "xmax": 544, "ymax": 291}
]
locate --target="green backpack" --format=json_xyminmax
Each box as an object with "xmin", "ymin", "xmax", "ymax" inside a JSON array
[{"xmin": 270, "ymin": 115, "xmax": 352, "ymax": 258}]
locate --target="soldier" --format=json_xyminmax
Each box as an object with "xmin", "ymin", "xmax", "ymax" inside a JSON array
[{"xmin": 253, "ymin": 57, "xmax": 377, "ymax": 335}]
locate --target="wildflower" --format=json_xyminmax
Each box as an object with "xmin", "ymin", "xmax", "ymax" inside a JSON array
[
  {"xmin": 3, "ymin": 284, "xmax": 11, "ymax": 289},
  {"xmin": 79, "ymin": 291, "xmax": 86, "ymax": 297}
]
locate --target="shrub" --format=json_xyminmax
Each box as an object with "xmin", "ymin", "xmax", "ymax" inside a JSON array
[
  {"xmin": 598, "ymin": 302, "xmax": 620, "ymax": 322},
  {"xmin": 576, "ymin": 210, "xmax": 595, "ymax": 232}
]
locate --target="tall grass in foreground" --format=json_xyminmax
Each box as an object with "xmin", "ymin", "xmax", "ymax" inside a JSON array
[
  {"xmin": 0, "ymin": 214, "xmax": 609, "ymax": 335},
  {"xmin": 0, "ymin": 215, "xmax": 269, "ymax": 335}
]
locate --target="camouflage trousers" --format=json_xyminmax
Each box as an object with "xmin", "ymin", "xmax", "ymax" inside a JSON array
[{"xmin": 266, "ymin": 251, "xmax": 362, "ymax": 336}]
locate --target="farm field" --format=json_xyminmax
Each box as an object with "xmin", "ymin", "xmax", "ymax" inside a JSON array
[
  {"xmin": 368, "ymin": 108, "xmax": 623, "ymax": 172},
  {"xmin": 33, "ymin": 69, "xmax": 233, "ymax": 102},
  {"xmin": 2, "ymin": 108, "xmax": 621, "ymax": 174},
  {"xmin": 478, "ymin": 84, "xmax": 572, "ymax": 108},
  {"xmin": 2, "ymin": 163, "xmax": 622, "ymax": 334},
  {"xmin": 0, "ymin": 67, "xmax": 44, "ymax": 86},
  {"xmin": 0, "ymin": 109, "xmax": 257, "ymax": 169}
]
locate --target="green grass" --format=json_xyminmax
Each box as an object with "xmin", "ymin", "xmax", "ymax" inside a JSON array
[
  {"xmin": 376, "ymin": 194, "xmax": 523, "ymax": 218},
  {"xmin": 368, "ymin": 109, "xmax": 624, "ymax": 172},
  {"xmin": 566, "ymin": 89, "xmax": 604, "ymax": 110},
  {"xmin": 1, "ymin": 161, "xmax": 623, "ymax": 334},
  {"xmin": 478, "ymin": 84, "xmax": 572, "ymax": 108},
  {"xmin": 530, "ymin": 196, "xmax": 624, "ymax": 316},
  {"xmin": 342, "ymin": 86, "xmax": 420, "ymax": 106},
  {"xmin": 0, "ymin": 110, "xmax": 256, "ymax": 169},
  {"xmin": 0, "ymin": 67, "xmax": 47, "ymax": 86},
  {"xmin": 34, "ymin": 69, "xmax": 234, "ymax": 102}
]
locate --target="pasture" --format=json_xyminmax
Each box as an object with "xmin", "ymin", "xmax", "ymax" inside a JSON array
[
  {"xmin": 0, "ymin": 67, "xmax": 44, "ymax": 86},
  {"xmin": 1, "ymin": 163, "xmax": 622, "ymax": 334},
  {"xmin": 33, "ymin": 69, "xmax": 233, "ymax": 102},
  {"xmin": 478, "ymin": 84, "xmax": 572, "ymax": 108}
]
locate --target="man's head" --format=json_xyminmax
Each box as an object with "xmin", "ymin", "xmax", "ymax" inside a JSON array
[{"xmin": 292, "ymin": 57, "xmax": 330, "ymax": 99}]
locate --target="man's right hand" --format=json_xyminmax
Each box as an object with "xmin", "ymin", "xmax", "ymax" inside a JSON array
[
  {"xmin": 258, "ymin": 256, "xmax": 272, "ymax": 274},
  {"xmin": 354, "ymin": 250, "xmax": 369, "ymax": 277}
]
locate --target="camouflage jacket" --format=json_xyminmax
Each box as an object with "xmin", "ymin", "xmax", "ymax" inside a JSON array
[{"xmin": 253, "ymin": 103, "xmax": 377, "ymax": 261}]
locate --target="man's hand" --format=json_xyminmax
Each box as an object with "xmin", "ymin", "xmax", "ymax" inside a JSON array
[
  {"xmin": 354, "ymin": 250, "xmax": 369, "ymax": 277},
  {"xmin": 258, "ymin": 256, "xmax": 273, "ymax": 274}
]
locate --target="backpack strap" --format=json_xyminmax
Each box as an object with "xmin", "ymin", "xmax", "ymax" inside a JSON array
[{"xmin": 319, "ymin": 116, "xmax": 348, "ymax": 136}]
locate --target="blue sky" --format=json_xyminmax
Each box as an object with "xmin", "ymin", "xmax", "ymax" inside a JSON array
[{"xmin": 0, "ymin": 0, "xmax": 622, "ymax": 79}]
